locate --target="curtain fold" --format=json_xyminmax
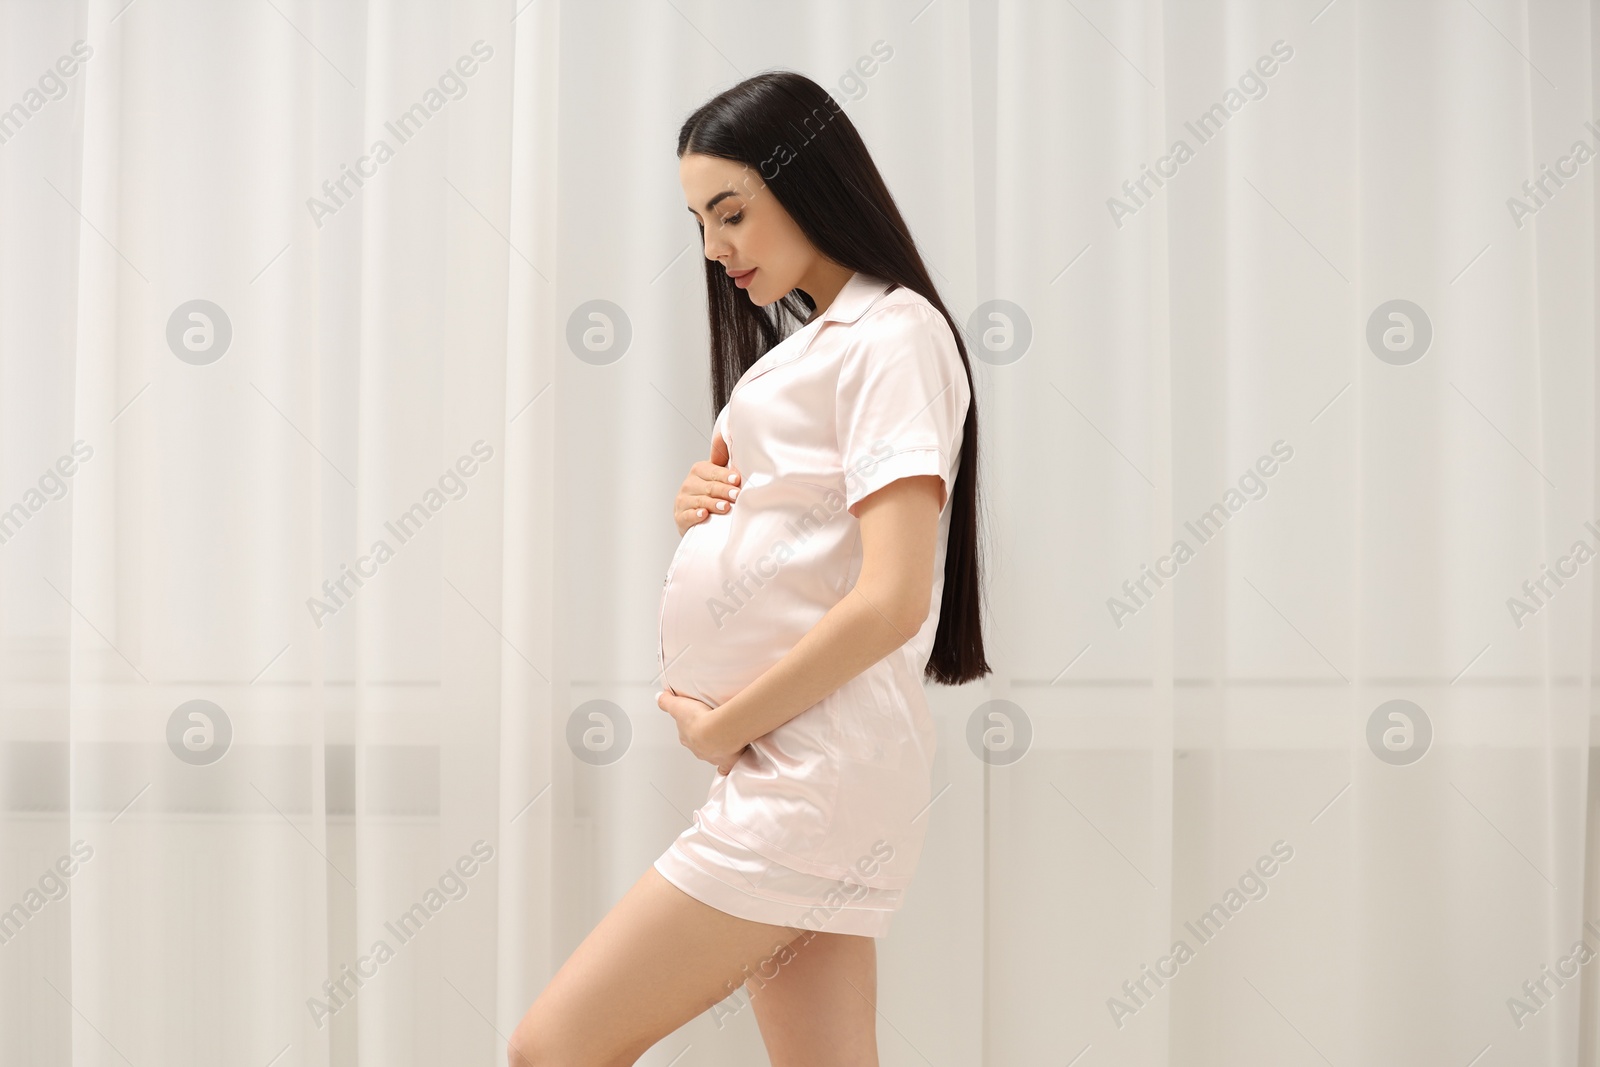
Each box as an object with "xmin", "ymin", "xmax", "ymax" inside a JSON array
[{"xmin": 0, "ymin": 1, "xmax": 1595, "ymax": 1064}]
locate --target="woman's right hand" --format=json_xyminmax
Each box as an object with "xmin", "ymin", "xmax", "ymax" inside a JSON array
[{"xmin": 674, "ymin": 429, "xmax": 740, "ymax": 537}]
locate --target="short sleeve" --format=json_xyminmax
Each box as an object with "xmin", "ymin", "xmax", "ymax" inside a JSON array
[{"xmin": 835, "ymin": 303, "xmax": 970, "ymax": 515}]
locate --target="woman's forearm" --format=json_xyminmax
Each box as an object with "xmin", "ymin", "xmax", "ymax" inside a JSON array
[{"xmin": 704, "ymin": 577, "xmax": 926, "ymax": 752}]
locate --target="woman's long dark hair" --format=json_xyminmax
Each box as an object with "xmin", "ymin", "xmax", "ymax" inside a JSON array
[{"xmin": 677, "ymin": 70, "xmax": 989, "ymax": 686}]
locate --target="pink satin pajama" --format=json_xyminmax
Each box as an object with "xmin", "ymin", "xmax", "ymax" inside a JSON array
[{"xmin": 653, "ymin": 271, "xmax": 970, "ymax": 938}]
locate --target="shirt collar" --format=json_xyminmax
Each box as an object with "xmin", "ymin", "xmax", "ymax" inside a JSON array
[
  {"xmin": 728, "ymin": 272, "xmax": 895, "ymax": 401},
  {"xmin": 818, "ymin": 271, "xmax": 897, "ymax": 324}
]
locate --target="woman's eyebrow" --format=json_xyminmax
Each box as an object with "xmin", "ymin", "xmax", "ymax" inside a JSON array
[{"xmin": 686, "ymin": 190, "xmax": 739, "ymax": 217}]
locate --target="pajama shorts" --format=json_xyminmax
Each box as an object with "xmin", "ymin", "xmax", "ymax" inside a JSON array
[{"xmin": 652, "ymin": 811, "xmax": 904, "ymax": 939}]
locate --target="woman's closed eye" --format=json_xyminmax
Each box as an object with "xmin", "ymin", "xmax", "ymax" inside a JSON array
[{"xmin": 692, "ymin": 210, "xmax": 742, "ymax": 232}]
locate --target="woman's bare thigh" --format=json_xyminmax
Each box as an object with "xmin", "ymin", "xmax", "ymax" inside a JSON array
[
  {"xmin": 508, "ymin": 865, "xmax": 808, "ymax": 1066},
  {"xmin": 749, "ymin": 929, "xmax": 879, "ymax": 1066}
]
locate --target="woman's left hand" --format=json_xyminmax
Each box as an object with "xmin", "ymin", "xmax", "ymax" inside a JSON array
[{"xmin": 657, "ymin": 689, "xmax": 748, "ymax": 775}]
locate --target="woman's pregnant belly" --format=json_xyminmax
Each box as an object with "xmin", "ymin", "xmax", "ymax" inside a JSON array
[{"xmin": 659, "ymin": 475, "xmax": 855, "ymax": 708}]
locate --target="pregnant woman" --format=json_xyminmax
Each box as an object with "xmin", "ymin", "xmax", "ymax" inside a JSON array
[{"xmin": 510, "ymin": 71, "xmax": 988, "ymax": 1067}]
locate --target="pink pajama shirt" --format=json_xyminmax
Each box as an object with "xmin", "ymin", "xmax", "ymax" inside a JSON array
[{"xmin": 653, "ymin": 270, "xmax": 970, "ymax": 938}]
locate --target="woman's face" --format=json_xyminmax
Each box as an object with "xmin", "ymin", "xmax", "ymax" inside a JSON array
[{"xmin": 680, "ymin": 152, "xmax": 815, "ymax": 307}]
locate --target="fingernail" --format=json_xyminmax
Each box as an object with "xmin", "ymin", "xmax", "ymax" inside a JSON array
[
  {"xmin": 716, "ymin": 501, "xmax": 727, "ymax": 511},
  {"xmin": 728, "ymin": 487, "xmax": 739, "ymax": 500}
]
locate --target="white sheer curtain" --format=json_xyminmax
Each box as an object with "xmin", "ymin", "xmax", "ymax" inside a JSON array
[{"xmin": 1, "ymin": 1, "xmax": 1595, "ymax": 1064}]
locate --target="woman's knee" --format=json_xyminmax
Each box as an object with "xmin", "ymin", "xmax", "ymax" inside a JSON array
[
  {"xmin": 505, "ymin": 1011, "xmax": 542, "ymax": 1067},
  {"xmin": 506, "ymin": 1006, "xmax": 570, "ymax": 1067},
  {"xmin": 507, "ymin": 1005, "xmax": 641, "ymax": 1067}
]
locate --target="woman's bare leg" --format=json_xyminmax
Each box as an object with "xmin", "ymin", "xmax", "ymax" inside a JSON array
[
  {"xmin": 748, "ymin": 930, "xmax": 879, "ymax": 1066},
  {"xmin": 507, "ymin": 865, "xmax": 808, "ymax": 1066}
]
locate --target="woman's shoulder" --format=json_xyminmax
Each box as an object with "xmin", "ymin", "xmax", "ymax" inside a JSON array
[
  {"xmin": 843, "ymin": 287, "xmax": 963, "ymax": 368},
  {"xmin": 863, "ymin": 283, "xmax": 945, "ymax": 323}
]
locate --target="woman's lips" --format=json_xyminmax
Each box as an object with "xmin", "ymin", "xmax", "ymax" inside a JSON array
[{"xmin": 730, "ymin": 268, "xmax": 757, "ymax": 289}]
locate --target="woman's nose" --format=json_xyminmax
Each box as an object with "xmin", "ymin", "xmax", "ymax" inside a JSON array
[{"xmin": 702, "ymin": 230, "xmax": 730, "ymax": 260}]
